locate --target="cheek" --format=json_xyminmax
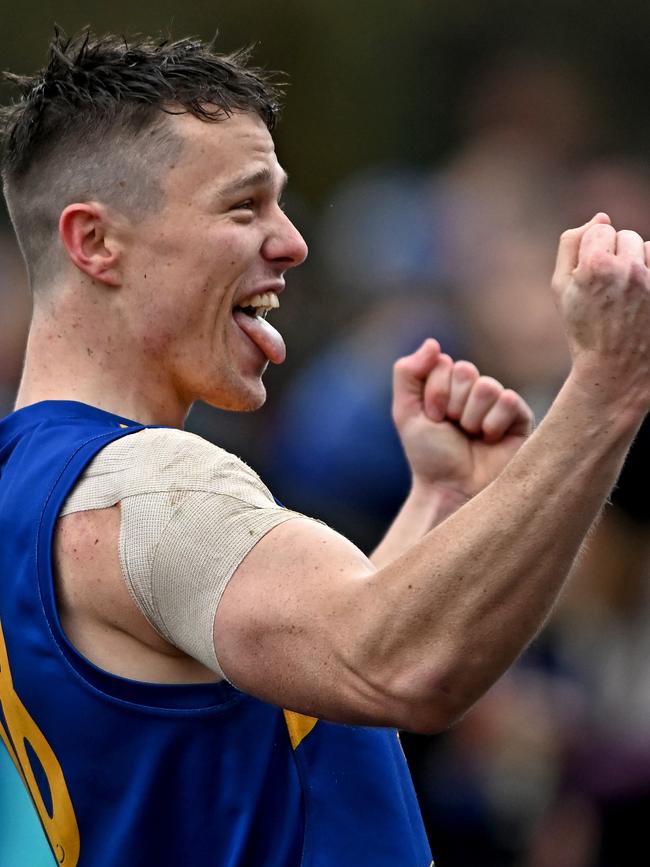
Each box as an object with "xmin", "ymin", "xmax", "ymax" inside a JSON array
[
  {"xmin": 212, "ymin": 228, "xmax": 258, "ymax": 278},
  {"xmin": 127, "ymin": 219, "xmax": 257, "ymax": 333}
]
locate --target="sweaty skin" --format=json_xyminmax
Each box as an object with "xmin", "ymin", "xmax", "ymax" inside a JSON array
[{"xmin": 15, "ymin": 110, "xmax": 650, "ymax": 735}]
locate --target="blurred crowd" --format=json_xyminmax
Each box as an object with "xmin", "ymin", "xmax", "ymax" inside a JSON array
[{"xmin": 2, "ymin": 53, "xmax": 649, "ymax": 867}]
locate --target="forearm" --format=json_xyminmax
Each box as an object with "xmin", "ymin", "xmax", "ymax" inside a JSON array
[
  {"xmin": 214, "ymin": 216, "xmax": 650, "ymax": 734},
  {"xmin": 370, "ymin": 483, "xmax": 469, "ymax": 568},
  {"xmin": 357, "ymin": 373, "xmax": 643, "ymax": 731}
]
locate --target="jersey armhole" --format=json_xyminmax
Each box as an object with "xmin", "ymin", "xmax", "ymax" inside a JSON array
[{"xmin": 35, "ymin": 426, "xmax": 241, "ymax": 711}]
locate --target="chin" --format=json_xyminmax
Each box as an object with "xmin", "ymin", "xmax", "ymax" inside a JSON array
[{"xmin": 204, "ymin": 380, "xmax": 267, "ymax": 413}]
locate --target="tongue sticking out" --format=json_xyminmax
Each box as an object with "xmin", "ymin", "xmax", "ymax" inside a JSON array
[{"xmin": 233, "ymin": 309, "xmax": 286, "ymax": 364}]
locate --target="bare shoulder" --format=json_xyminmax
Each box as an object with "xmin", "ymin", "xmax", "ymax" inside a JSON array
[
  {"xmin": 53, "ymin": 505, "xmax": 217, "ymax": 683},
  {"xmin": 51, "ymin": 426, "xmax": 274, "ymax": 685}
]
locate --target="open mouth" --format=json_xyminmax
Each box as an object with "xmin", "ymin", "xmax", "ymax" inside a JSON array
[
  {"xmin": 233, "ymin": 291, "xmax": 280, "ymax": 320},
  {"xmin": 231, "ymin": 290, "xmax": 286, "ymax": 364}
]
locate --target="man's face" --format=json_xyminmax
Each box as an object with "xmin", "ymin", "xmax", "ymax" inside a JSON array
[{"xmin": 121, "ymin": 110, "xmax": 307, "ymax": 412}]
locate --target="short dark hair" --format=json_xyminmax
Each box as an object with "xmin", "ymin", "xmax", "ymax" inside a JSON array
[{"xmin": 0, "ymin": 29, "xmax": 283, "ymax": 288}]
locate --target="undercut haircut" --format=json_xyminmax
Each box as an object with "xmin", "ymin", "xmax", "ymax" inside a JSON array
[{"xmin": 0, "ymin": 29, "xmax": 282, "ymax": 289}]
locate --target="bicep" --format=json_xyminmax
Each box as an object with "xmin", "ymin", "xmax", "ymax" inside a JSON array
[{"xmin": 213, "ymin": 517, "xmax": 384, "ymax": 722}]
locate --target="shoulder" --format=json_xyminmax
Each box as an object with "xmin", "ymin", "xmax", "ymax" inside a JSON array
[
  {"xmin": 64, "ymin": 426, "xmax": 278, "ymax": 512},
  {"xmin": 109, "ymin": 426, "xmax": 255, "ymax": 477}
]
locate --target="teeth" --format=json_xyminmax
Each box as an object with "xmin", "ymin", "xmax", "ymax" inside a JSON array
[{"xmin": 244, "ymin": 291, "xmax": 280, "ymax": 311}]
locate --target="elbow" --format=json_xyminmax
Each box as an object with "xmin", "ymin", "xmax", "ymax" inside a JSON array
[
  {"xmin": 387, "ymin": 687, "xmax": 467, "ymax": 736},
  {"xmin": 360, "ymin": 657, "xmax": 473, "ymax": 735},
  {"xmin": 394, "ymin": 705, "xmax": 456, "ymax": 736},
  {"xmin": 340, "ymin": 611, "xmax": 486, "ymax": 733}
]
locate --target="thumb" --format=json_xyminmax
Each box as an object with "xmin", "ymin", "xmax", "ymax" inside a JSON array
[
  {"xmin": 553, "ymin": 212, "xmax": 611, "ymax": 288},
  {"xmin": 392, "ymin": 338, "xmax": 441, "ymax": 426}
]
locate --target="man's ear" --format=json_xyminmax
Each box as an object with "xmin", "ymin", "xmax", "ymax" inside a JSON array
[{"xmin": 58, "ymin": 203, "xmax": 123, "ymax": 287}]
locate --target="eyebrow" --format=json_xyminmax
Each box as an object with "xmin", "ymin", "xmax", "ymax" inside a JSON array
[{"xmin": 216, "ymin": 167, "xmax": 289, "ymax": 200}]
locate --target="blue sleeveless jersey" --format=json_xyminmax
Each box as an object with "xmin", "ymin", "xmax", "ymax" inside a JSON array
[{"xmin": 0, "ymin": 401, "xmax": 433, "ymax": 866}]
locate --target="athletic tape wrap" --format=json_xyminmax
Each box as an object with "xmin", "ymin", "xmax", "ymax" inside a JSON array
[{"xmin": 59, "ymin": 427, "xmax": 305, "ymax": 678}]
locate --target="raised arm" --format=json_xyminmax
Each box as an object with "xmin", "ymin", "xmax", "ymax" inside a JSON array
[{"xmin": 214, "ymin": 213, "xmax": 650, "ymax": 733}]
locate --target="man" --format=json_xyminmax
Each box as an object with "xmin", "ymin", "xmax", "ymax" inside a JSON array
[{"xmin": 1, "ymin": 31, "xmax": 649, "ymax": 867}]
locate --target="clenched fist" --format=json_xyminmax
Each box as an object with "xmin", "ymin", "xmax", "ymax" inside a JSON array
[
  {"xmin": 392, "ymin": 339, "xmax": 533, "ymax": 500},
  {"xmin": 552, "ymin": 212, "xmax": 650, "ymax": 413}
]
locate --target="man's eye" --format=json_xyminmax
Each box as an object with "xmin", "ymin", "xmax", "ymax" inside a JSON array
[{"xmin": 232, "ymin": 199, "xmax": 255, "ymax": 211}]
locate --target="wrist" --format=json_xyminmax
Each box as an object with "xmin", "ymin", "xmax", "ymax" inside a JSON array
[
  {"xmin": 370, "ymin": 479, "xmax": 471, "ymax": 568},
  {"xmin": 564, "ymin": 362, "xmax": 647, "ymax": 436},
  {"xmin": 409, "ymin": 479, "xmax": 471, "ymax": 522}
]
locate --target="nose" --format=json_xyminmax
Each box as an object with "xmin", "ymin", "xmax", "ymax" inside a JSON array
[{"xmin": 262, "ymin": 210, "xmax": 309, "ymax": 270}]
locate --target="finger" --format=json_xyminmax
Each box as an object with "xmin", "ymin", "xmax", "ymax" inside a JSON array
[
  {"xmin": 422, "ymin": 354, "xmax": 453, "ymax": 422},
  {"xmin": 616, "ymin": 229, "xmax": 645, "ymax": 265},
  {"xmin": 481, "ymin": 390, "xmax": 534, "ymax": 443},
  {"xmin": 459, "ymin": 376, "xmax": 503, "ymax": 435},
  {"xmin": 644, "ymin": 241, "xmax": 650, "ymax": 267},
  {"xmin": 392, "ymin": 339, "xmax": 441, "ymax": 425},
  {"xmin": 553, "ymin": 212, "xmax": 611, "ymax": 286},
  {"xmin": 572, "ymin": 223, "xmax": 619, "ymax": 286},
  {"xmin": 446, "ymin": 360, "xmax": 479, "ymax": 420},
  {"xmin": 578, "ymin": 222, "xmax": 617, "ymax": 258}
]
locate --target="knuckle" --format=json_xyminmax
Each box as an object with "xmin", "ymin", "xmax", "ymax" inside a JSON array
[
  {"xmin": 453, "ymin": 360, "xmax": 478, "ymax": 380},
  {"xmin": 550, "ymin": 274, "xmax": 564, "ymax": 295},
  {"xmin": 482, "ymin": 412, "xmax": 501, "ymax": 431},
  {"xmin": 505, "ymin": 390, "xmax": 533, "ymax": 419},
  {"xmin": 498, "ymin": 388, "xmax": 519, "ymax": 405},
  {"xmin": 585, "ymin": 251, "xmax": 619, "ymax": 281},
  {"xmin": 483, "ymin": 418, "xmax": 504, "ymax": 439},
  {"xmin": 617, "ymin": 229, "xmax": 643, "ymax": 243},
  {"xmin": 475, "ymin": 375, "xmax": 502, "ymax": 396},
  {"xmin": 627, "ymin": 260, "xmax": 648, "ymax": 287}
]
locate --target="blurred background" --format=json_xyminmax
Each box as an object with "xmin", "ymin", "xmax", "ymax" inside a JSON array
[{"xmin": 1, "ymin": 1, "xmax": 650, "ymax": 864}]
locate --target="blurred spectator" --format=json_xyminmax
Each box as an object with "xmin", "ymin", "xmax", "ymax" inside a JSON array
[
  {"xmin": 261, "ymin": 50, "xmax": 650, "ymax": 867},
  {"xmin": 569, "ymin": 156, "xmax": 650, "ymax": 240},
  {"xmin": 262, "ymin": 57, "xmax": 591, "ymax": 544},
  {"xmin": 452, "ymin": 230, "xmax": 570, "ymax": 419},
  {"xmin": 260, "ymin": 165, "xmax": 462, "ymax": 548},
  {"xmin": 1, "ymin": 32, "xmax": 648, "ymax": 867}
]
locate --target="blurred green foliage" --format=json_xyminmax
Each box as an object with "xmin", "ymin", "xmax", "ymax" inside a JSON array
[{"xmin": 2, "ymin": 0, "xmax": 650, "ymax": 203}]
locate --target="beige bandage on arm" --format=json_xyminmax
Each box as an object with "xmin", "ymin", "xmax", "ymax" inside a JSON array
[{"xmin": 60, "ymin": 427, "xmax": 305, "ymax": 679}]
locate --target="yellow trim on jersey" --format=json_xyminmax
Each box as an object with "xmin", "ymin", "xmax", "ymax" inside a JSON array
[
  {"xmin": 283, "ymin": 709, "xmax": 319, "ymax": 749},
  {"xmin": 0, "ymin": 619, "xmax": 80, "ymax": 865}
]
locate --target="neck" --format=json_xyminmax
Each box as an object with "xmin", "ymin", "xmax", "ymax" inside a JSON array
[{"xmin": 15, "ymin": 299, "xmax": 189, "ymax": 428}]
